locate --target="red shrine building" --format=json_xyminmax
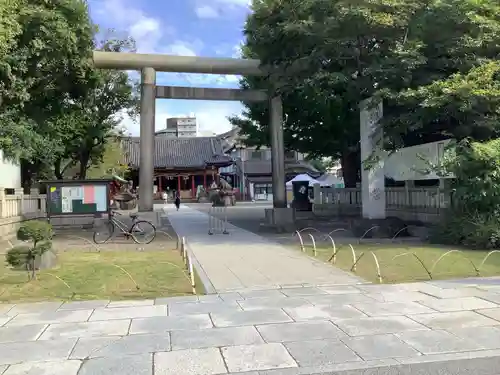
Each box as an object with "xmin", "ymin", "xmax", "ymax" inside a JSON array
[{"xmin": 121, "ymin": 136, "xmax": 233, "ymax": 200}]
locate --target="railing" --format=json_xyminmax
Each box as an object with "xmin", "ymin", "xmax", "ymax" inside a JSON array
[
  {"xmin": 314, "ymin": 186, "xmax": 451, "ymax": 222},
  {"xmin": 0, "ymin": 188, "xmax": 47, "ymax": 219}
]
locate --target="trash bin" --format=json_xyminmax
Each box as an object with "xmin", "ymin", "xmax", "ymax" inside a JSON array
[{"xmin": 292, "ymin": 181, "xmax": 312, "ymax": 211}]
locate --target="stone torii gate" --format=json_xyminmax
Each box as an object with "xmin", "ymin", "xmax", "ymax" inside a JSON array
[{"xmin": 93, "ymin": 51, "xmax": 293, "ymax": 226}]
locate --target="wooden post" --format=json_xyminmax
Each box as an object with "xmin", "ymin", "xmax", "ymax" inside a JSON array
[
  {"xmin": 203, "ymin": 170, "xmax": 207, "ymax": 189},
  {"xmin": 177, "ymin": 175, "xmax": 181, "ymax": 193},
  {"xmin": 191, "ymin": 175, "xmax": 195, "ymax": 199},
  {"xmin": 158, "ymin": 176, "xmax": 162, "ymax": 193}
]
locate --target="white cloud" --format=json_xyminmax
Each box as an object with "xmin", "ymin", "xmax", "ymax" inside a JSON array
[
  {"xmin": 90, "ymin": 0, "xmax": 245, "ymax": 136},
  {"xmin": 90, "ymin": 0, "xmax": 165, "ymax": 53},
  {"xmin": 195, "ymin": 5, "xmax": 219, "ymax": 18},
  {"xmin": 193, "ymin": 0, "xmax": 250, "ymax": 19}
]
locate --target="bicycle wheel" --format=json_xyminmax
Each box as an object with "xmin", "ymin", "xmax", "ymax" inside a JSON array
[
  {"xmin": 130, "ymin": 220, "xmax": 156, "ymax": 244},
  {"xmin": 93, "ymin": 221, "xmax": 115, "ymax": 244}
]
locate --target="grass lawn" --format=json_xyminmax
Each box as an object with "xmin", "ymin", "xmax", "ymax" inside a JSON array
[
  {"xmin": 308, "ymin": 243, "xmax": 500, "ymax": 284},
  {"xmin": 0, "ymin": 250, "xmax": 201, "ymax": 303}
]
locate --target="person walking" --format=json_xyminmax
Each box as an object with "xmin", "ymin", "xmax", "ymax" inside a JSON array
[{"xmin": 174, "ymin": 191, "xmax": 181, "ymax": 211}]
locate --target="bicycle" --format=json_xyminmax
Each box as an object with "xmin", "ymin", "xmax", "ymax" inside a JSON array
[{"xmin": 93, "ymin": 211, "xmax": 156, "ymax": 244}]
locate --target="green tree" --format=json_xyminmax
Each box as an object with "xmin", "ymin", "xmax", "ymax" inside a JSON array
[
  {"xmin": 232, "ymin": 0, "xmax": 500, "ymax": 186},
  {"xmin": 6, "ymin": 221, "xmax": 54, "ymax": 280},
  {"xmin": 86, "ymin": 136, "xmax": 129, "ymax": 179},
  {"xmin": 0, "ymin": 0, "xmax": 96, "ymax": 185}
]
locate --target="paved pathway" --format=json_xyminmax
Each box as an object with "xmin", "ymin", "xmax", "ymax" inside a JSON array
[
  {"xmin": 2, "ymin": 206, "xmax": 500, "ymax": 373},
  {"xmin": 162, "ymin": 205, "xmax": 362, "ymax": 292},
  {"xmin": 2, "ymin": 281, "xmax": 500, "ymax": 373}
]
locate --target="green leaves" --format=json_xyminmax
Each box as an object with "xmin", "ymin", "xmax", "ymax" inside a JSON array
[{"xmin": 232, "ymin": 0, "xmax": 500, "ymax": 185}]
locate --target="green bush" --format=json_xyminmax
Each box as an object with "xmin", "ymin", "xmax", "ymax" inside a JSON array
[
  {"xmin": 433, "ymin": 139, "xmax": 500, "ymax": 248},
  {"xmin": 6, "ymin": 220, "xmax": 54, "ymax": 278}
]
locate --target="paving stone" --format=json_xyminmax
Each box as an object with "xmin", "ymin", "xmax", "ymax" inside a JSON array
[
  {"xmin": 477, "ymin": 307, "xmax": 500, "ymax": 321},
  {"xmin": 342, "ymin": 334, "xmax": 421, "ymax": 360},
  {"xmin": 0, "ymin": 324, "xmax": 47, "ymax": 343},
  {"xmin": 255, "ymin": 359, "xmax": 400, "ymax": 375},
  {"xmin": 477, "ymin": 293, "xmax": 500, "ymax": 305},
  {"xmin": 256, "ymin": 321, "xmax": 346, "ymax": 343},
  {"xmin": 396, "ymin": 329, "xmax": 485, "ymax": 354},
  {"xmin": 171, "ymin": 326, "xmax": 264, "ymax": 350},
  {"xmin": 284, "ymin": 339, "xmax": 361, "ymax": 367},
  {"xmin": 366, "ymin": 291, "xmax": 436, "ymax": 303},
  {"xmin": 0, "ymin": 316, "xmax": 11, "ymax": 327},
  {"xmin": 356, "ymin": 284, "xmax": 418, "ymax": 293},
  {"xmin": 0, "ymin": 338, "xmax": 77, "ymax": 365},
  {"xmin": 168, "ymin": 301, "xmax": 242, "ymax": 316},
  {"xmin": 408, "ymin": 311, "xmax": 500, "ymax": 330},
  {"xmin": 58, "ymin": 300, "xmax": 109, "ymax": 311},
  {"xmin": 5, "ymin": 310, "xmax": 93, "ymax": 326},
  {"xmin": 218, "ymin": 292, "xmax": 243, "ymax": 302},
  {"xmin": 155, "ymin": 295, "xmax": 200, "ymax": 305},
  {"xmin": 319, "ymin": 286, "xmax": 362, "ymax": 295},
  {"xmin": 89, "ymin": 305, "xmax": 167, "ymax": 321},
  {"xmin": 129, "ymin": 314, "xmax": 213, "ymax": 335},
  {"xmin": 305, "ymin": 293, "xmax": 376, "ymax": 306},
  {"xmin": 451, "ymin": 326, "xmax": 500, "ymax": 350},
  {"xmin": 3, "ymin": 360, "xmax": 81, "ymax": 375},
  {"xmin": 211, "ymin": 309, "xmax": 292, "ymax": 328},
  {"xmin": 351, "ymin": 301, "xmax": 436, "ymax": 317},
  {"xmin": 396, "ymin": 349, "xmax": 500, "ymax": 365},
  {"xmin": 238, "ymin": 290, "xmax": 286, "ymax": 299},
  {"xmin": 238, "ymin": 297, "xmax": 311, "ymax": 311},
  {"xmin": 198, "ymin": 295, "xmax": 225, "ymax": 303},
  {"xmin": 418, "ymin": 297, "xmax": 498, "ymax": 312},
  {"xmin": 78, "ymin": 354, "xmax": 152, "ymax": 375},
  {"xmin": 0, "ymin": 305, "xmax": 14, "ymax": 315},
  {"xmin": 155, "ymin": 348, "xmax": 226, "ymax": 375},
  {"xmin": 416, "ymin": 284, "xmax": 486, "ymax": 298},
  {"xmin": 107, "ymin": 300, "xmax": 154, "ymax": 308},
  {"xmin": 70, "ymin": 333, "xmax": 170, "ymax": 359},
  {"xmin": 283, "ymin": 305, "xmax": 366, "ymax": 322},
  {"xmin": 334, "ymin": 315, "xmax": 428, "ymax": 336},
  {"xmin": 279, "ymin": 287, "xmax": 327, "ymax": 297},
  {"xmin": 39, "ymin": 320, "xmax": 130, "ymax": 340},
  {"xmin": 222, "ymin": 343, "xmax": 297, "ymax": 372},
  {"xmin": 6, "ymin": 302, "xmax": 63, "ymax": 316}
]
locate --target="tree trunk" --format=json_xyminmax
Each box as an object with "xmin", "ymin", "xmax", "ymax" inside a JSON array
[
  {"xmin": 54, "ymin": 159, "xmax": 63, "ymax": 180},
  {"xmin": 79, "ymin": 153, "xmax": 90, "ymax": 179},
  {"xmin": 341, "ymin": 149, "xmax": 360, "ymax": 188}
]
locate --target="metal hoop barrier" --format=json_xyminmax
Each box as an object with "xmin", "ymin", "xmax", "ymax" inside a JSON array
[{"xmin": 208, "ymin": 206, "xmax": 229, "ymax": 235}]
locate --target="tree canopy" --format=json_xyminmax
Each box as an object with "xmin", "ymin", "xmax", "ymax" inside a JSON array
[
  {"xmin": 0, "ymin": 0, "xmax": 138, "ymax": 185},
  {"xmin": 231, "ymin": 0, "xmax": 500, "ymax": 186}
]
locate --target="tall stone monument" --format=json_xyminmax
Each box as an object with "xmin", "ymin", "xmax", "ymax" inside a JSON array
[{"xmin": 360, "ymin": 98, "xmax": 386, "ymax": 219}]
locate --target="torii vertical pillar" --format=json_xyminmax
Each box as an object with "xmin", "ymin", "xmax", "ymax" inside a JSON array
[
  {"xmin": 138, "ymin": 67, "xmax": 156, "ymax": 212},
  {"xmin": 270, "ymin": 96, "xmax": 287, "ymax": 208}
]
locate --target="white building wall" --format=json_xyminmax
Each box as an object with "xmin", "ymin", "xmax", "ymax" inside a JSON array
[{"xmin": 0, "ymin": 150, "xmax": 21, "ymax": 188}]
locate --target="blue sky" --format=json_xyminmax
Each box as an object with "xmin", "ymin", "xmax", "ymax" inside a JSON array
[{"xmin": 88, "ymin": 0, "xmax": 250, "ymax": 136}]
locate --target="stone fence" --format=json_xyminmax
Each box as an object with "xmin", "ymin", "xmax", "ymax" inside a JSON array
[{"xmin": 313, "ymin": 186, "xmax": 450, "ymax": 223}]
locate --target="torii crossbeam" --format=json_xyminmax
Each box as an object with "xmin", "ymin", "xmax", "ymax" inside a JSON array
[{"xmin": 93, "ymin": 51, "xmax": 288, "ymax": 215}]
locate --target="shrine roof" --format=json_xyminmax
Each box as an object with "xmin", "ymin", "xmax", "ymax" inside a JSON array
[{"xmin": 121, "ymin": 136, "xmax": 233, "ymax": 169}]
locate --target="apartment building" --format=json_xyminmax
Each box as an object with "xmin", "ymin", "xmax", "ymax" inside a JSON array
[{"xmin": 156, "ymin": 117, "xmax": 198, "ymax": 138}]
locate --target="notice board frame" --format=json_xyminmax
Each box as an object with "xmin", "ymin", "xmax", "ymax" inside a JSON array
[{"xmin": 43, "ymin": 179, "xmax": 113, "ymax": 220}]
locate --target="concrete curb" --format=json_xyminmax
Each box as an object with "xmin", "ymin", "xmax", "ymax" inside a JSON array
[{"xmin": 185, "ymin": 240, "xmax": 217, "ymax": 295}]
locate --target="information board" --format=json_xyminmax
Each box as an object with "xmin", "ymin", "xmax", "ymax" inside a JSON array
[{"xmin": 45, "ymin": 180, "xmax": 111, "ymax": 216}]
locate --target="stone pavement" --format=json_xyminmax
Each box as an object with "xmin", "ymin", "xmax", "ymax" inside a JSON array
[
  {"xmin": 161, "ymin": 205, "xmax": 363, "ymax": 292},
  {"xmin": 2, "ymin": 281, "xmax": 500, "ymax": 373}
]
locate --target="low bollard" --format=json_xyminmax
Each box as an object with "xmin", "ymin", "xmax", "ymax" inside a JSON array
[{"xmin": 208, "ymin": 206, "xmax": 229, "ymax": 235}]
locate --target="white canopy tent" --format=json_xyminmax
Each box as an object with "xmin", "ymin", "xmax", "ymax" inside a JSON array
[
  {"xmin": 317, "ymin": 173, "xmax": 345, "ymax": 188},
  {"xmin": 286, "ymin": 174, "xmax": 323, "ymax": 187}
]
